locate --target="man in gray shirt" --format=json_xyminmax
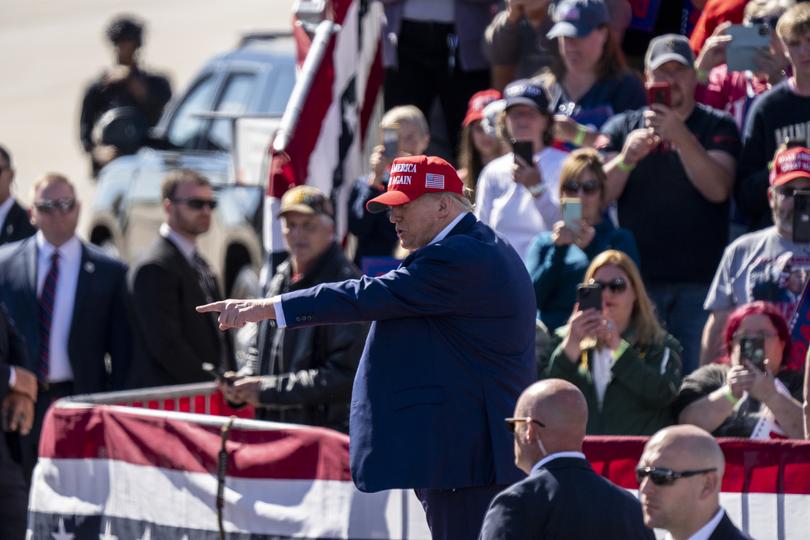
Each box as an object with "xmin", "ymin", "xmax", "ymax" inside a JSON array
[{"xmin": 702, "ymin": 146, "xmax": 810, "ymax": 366}]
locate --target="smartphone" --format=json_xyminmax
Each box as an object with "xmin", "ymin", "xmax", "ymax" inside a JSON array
[
  {"xmin": 382, "ymin": 128, "xmax": 399, "ymax": 160},
  {"xmin": 726, "ymin": 24, "xmax": 771, "ymax": 72},
  {"xmin": 512, "ymin": 139, "xmax": 534, "ymax": 166},
  {"xmin": 576, "ymin": 283, "xmax": 602, "ymax": 312},
  {"xmin": 562, "ymin": 197, "xmax": 582, "ymax": 234},
  {"xmin": 646, "ymin": 82, "xmax": 671, "ymax": 107},
  {"xmin": 794, "ymin": 191, "xmax": 810, "ymax": 243},
  {"xmin": 739, "ymin": 336, "xmax": 766, "ymax": 370}
]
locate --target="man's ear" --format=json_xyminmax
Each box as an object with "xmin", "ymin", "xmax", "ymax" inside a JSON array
[{"xmin": 700, "ymin": 471, "xmax": 721, "ymax": 499}]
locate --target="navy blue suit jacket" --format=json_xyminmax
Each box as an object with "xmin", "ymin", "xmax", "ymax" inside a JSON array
[
  {"xmin": 0, "ymin": 237, "xmax": 131, "ymax": 392},
  {"xmin": 479, "ymin": 457, "xmax": 655, "ymax": 540},
  {"xmin": 280, "ymin": 213, "xmax": 536, "ymax": 492}
]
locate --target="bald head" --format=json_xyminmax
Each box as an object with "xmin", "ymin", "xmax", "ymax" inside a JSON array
[
  {"xmin": 516, "ymin": 379, "xmax": 588, "ymax": 452},
  {"xmin": 642, "ymin": 425, "xmax": 725, "ymax": 478}
]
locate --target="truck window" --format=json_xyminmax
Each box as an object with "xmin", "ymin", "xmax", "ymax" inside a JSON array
[
  {"xmin": 259, "ymin": 63, "xmax": 296, "ymax": 114},
  {"xmin": 167, "ymin": 75, "xmax": 218, "ymax": 149},
  {"xmin": 208, "ymin": 72, "xmax": 258, "ymax": 151}
]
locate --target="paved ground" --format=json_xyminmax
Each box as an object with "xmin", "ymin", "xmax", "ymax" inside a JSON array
[{"xmin": 0, "ymin": 0, "xmax": 293, "ymax": 233}]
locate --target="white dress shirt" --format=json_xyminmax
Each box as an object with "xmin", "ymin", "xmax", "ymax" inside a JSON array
[
  {"xmin": 0, "ymin": 196, "xmax": 14, "ymax": 230},
  {"xmin": 664, "ymin": 507, "xmax": 725, "ymax": 540},
  {"xmin": 36, "ymin": 232, "xmax": 82, "ymax": 382},
  {"xmin": 159, "ymin": 223, "xmax": 196, "ymax": 263},
  {"xmin": 272, "ymin": 211, "xmax": 471, "ymax": 328}
]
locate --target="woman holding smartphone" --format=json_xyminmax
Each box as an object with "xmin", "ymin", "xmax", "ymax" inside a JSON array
[
  {"xmin": 545, "ymin": 250, "xmax": 683, "ymax": 435},
  {"xmin": 526, "ymin": 148, "xmax": 639, "ymax": 332},
  {"xmin": 673, "ymin": 301, "xmax": 805, "ymax": 439}
]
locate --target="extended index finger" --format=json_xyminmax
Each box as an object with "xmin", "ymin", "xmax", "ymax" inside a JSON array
[{"xmin": 196, "ymin": 301, "xmax": 227, "ymax": 313}]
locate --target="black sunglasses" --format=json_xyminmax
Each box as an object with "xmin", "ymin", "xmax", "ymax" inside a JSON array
[
  {"xmin": 562, "ymin": 179, "xmax": 601, "ymax": 195},
  {"xmin": 636, "ymin": 466, "xmax": 717, "ymax": 486},
  {"xmin": 172, "ymin": 198, "xmax": 217, "ymax": 210},
  {"xmin": 776, "ymin": 186, "xmax": 810, "ymax": 198},
  {"xmin": 34, "ymin": 198, "xmax": 77, "ymax": 214},
  {"xmin": 505, "ymin": 417, "xmax": 546, "ymax": 433},
  {"xmin": 589, "ymin": 277, "xmax": 628, "ymax": 293},
  {"xmin": 749, "ymin": 16, "xmax": 779, "ymax": 30}
]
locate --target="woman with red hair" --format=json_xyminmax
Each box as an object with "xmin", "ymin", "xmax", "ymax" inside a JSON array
[{"xmin": 673, "ymin": 301, "xmax": 805, "ymax": 439}]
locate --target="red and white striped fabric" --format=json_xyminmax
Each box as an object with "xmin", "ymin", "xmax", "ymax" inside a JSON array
[{"xmin": 264, "ymin": 0, "xmax": 384, "ymax": 261}]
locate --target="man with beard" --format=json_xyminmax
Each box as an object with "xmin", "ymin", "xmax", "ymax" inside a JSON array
[
  {"xmin": 128, "ymin": 169, "xmax": 234, "ymax": 387},
  {"xmin": 702, "ymin": 145, "xmax": 810, "ymax": 365}
]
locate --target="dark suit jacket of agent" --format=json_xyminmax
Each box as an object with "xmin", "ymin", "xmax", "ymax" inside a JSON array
[
  {"xmin": 479, "ymin": 456, "xmax": 655, "ymax": 540},
  {"xmin": 709, "ymin": 512, "xmax": 752, "ymax": 540},
  {"xmin": 0, "ymin": 237, "xmax": 131, "ymax": 392},
  {"xmin": 0, "ymin": 200, "xmax": 36, "ymax": 245},
  {"xmin": 128, "ymin": 236, "xmax": 234, "ymax": 388},
  {"xmin": 279, "ymin": 213, "xmax": 537, "ymax": 492}
]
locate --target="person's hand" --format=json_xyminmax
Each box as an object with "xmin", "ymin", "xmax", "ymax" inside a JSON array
[
  {"xmin": 92, "ymin": 144, "xmax": 119, "ymax": 166},
  {"xmin": 596, "ymin": 317, "xmax": 621, "ymax": 350},
  {"xmin": 2, "ymin": 393, "xmax": 34, "ymax": 435},
  {"xmin": 753, "ymin": 48, "xmax": 787, "ymax": 84},
  {"xmin": 552, "ymin": 115, "xmax": 584, "ymax": 144},
  {"xmin": 551, "ymin": 221, "xmax": 575, "ymax": 246},
  {"xmin": 11, "ymin": 367, "xmax": 37, "ymax": 402},
  {"xmin": 619, "ymin": 128, "xmax": 658, "ymax": 168},
  {"xmin": 695, "ymin": 22, "xmax": 732, "ymax": 74},
  {"xmin": 745, "ymin": 359, "xmax": 778, "ymax": 403},
  {"xmin": 197, "ymin": 298, "xmax": 276, "ymax": 330},
  {"xmin": 644, "ymin": 105, "xmax": 689, "ymax": 146},
  {"xmin": 222, "ymin": 376, "xmax": 263, "ymax": 406},
  {"xmin": 369, "ymin": 145, "xmax": 390, "ymax": 186},
  {"xmin": 726, "ymin": 364, "xmax": 753, "ymax": 399},
  {"xmin": 562, "ymin": 306, "xmax": 603, "ymax": 361},
  {"xmin": 105, "ymin": 65, "xmax": 132, "ymax": 85},
  {"xmin": 506, "ymin": 0, "xmax": 527, "ymax": 22},
  {"xmin": 512, "ymin": 155, "xmax": 542, "ymax": 189},
  {"xmin": 573, "ymin": 220, "xmax": 595, "ymax": 250}
]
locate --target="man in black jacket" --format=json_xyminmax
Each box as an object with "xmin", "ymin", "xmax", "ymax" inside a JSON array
[
  {"xmin": 638, "ymin": 425, "xmax": 751, "ymax": 540},
  {"xmin": 221, "ymin": 186, "xmax": 366, "ymax": 432},
  {"xmin": 128, "ymin": 170, "xmax": 234, "ymax": 388},
  {"xmin": 0, "ymin": 145, "xmax": 36, "ymax": 245},
  {"xmin": 479, "ymin": 378, "xmax": 654, "ymax": 540}
]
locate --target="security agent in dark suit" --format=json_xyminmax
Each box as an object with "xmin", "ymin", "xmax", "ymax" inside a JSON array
[
  {"xmin": 129, "ymin": 169, "xmax": 234, "ymax": 388},
  {"xmin": 200, "ymin": 156, "xmax": 537, "ymax": 540},
  {"xmin": 479, "ymin": 379, "xmax": 654, "ymax": 540},
  {"xmin": 0, "ymin": 173, "xmax": 132, "ymax": 480},
  {"xmin": 0, "ymin": 145, "xmax": 36, "ymax": 245},
  {"xmin": 0, "ymin": 304, "xmax": 37, "ymax": 540},
  {"xmin": 638, "ymin": 425, "xmax": 751, "ymax": 540}
]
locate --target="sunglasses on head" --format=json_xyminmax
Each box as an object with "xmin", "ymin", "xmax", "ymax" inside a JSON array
[
  {"xmin": 562, "ymin": 179, "xmax": 601, "ymax": 195},
  {"xmin": 504, "ymin": 417, "xmax": 545, "ymax": 433},
  {"xmin": 34, "ymin": 198, "xmax": 76, "ymax": 214},
  {"xmin": 589, "ymin": 277, "xmax": 628, "ymax": 293},
  {"xmin": 635, "ymin": 466, "xmax": 716, "ymax": 486},
  {"xmin": 172, "ymin": 198, "xmax": 217, "ymax": 210}
]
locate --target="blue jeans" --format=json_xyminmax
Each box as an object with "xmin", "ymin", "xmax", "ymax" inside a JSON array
[{"xmin": 647, "ymin": 282, "xmax": 710, "ymax": 376}]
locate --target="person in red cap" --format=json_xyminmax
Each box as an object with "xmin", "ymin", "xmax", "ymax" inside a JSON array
[
  {"xmin": 198, "ymin": 155, "xmax": 537, "ymax": 540},
  {"xmin": 702, "ymin": 144, "xmax": 810, "ymax": 367},
  {"xmin": 457, "ymin": 89, "xmax": 508, "ymax": 194}
]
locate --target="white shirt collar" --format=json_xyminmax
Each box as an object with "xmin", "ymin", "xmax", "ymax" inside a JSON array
[
  {"xmin": 665, "ymin": 507, "xmax": 725, "ymax": 540},
  {"xmin": 35, "ymin": 231, "xmax": 81, "ymax": 262},
  {"xmin": 427, "ymin": 211, "xmax": 469, "ymax": 247},
  {"xmin": 531, "ymin": 451, "xmax": 587, "ymax": 474},
  {"xmin": 160, "ymin": 222, "xmax": 197, "ymax": 262},
  {"xmin": 0, "ymin": 196, "xmax": 15, "ymax": 226}
]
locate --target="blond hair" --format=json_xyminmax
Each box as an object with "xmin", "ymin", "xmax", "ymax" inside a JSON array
[
  {"xmin": 745, "ymin": 0, "xmax": 795, "ymax": 21},
  {"xmin": 583, "ymin": 250, "xmax": 664, "ymax": 347},
  {"xmin": 557, "ymin": 148, "xmax": 606, "ymax": 200},
  {"xmin": 381, "ymin": 105, "xmax": 429, "ymax": 137},
  {"xmin": 777, "ymin": 3, "xmax": 810, "ymax": 42}
]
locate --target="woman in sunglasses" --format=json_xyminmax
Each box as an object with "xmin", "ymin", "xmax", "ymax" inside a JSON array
[
  {"xmin": 672, "ymin": 301, "xmax": 805, "ymax": 439},
  {"xmin": 545, "ymin": 249, "xmax": 684, "ymax": 435},
  {"xmin": 525, "ymin": 148, "xmax": 639, "ymax": 333}
]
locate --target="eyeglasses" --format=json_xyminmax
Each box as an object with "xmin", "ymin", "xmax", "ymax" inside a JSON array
[
  {"xmin": 749, "ymin": 16, "xmax": 780, "ymax": 30},
  {"xmin": 775, "ymin": 186, "xmax": 810, "ymax": 198},
  {"xmin": 172, "ymin": 198, "xmax": 217, "ymax": 210},
  {"xmin": 636, "ymin": 466, "xmax": 717, "ymax": 486},
  {"xmin": 589, "ymin": 277, "xmax": 628, "ymax": 293},
  {"xmin": 34, "ymin": 198, "xmax": 77, "ymax": 214},
  {"xmin": 562, "ymin": 179, "xmax": 601, "ymax": 195},
  {"xmin": 505, "ymin": 417, "xmax": 545, "ymax": 433}
]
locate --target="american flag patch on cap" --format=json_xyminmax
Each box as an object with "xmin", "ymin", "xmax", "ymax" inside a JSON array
[{"xmin": 425, "ymin": 173, "xmax": 445, "ymax": 189}]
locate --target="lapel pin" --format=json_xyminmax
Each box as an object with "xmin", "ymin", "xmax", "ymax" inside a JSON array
[{"xmin": 84, "ymin": 261, "xmax": 95, "ymax": 273}]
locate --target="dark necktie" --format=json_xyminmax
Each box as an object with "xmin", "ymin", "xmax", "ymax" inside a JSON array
[
  {"xmin": 192, "ymin": 252, "xmax": 219, "ymax": 303},
  {"xmin": 38, "ymin": 251, "xmax": 60, "ymax": 380}
]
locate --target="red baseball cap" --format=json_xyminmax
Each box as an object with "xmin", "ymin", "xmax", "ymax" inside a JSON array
[
  {"xmin": 462, "ymin": 89, "xmax": 502, "ymax": 127},
  {"xmin": 770, "ymin": 147, "xmax": 810, "ymax": 187},
  {"xmin": 366, "ymin": 155, "xmax": 464, "ymax": 214}
]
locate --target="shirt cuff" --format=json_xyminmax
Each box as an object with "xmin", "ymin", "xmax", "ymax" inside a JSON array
[
  {"xmin": 271, "ymin": 295, "xmax": 287, "ymax": 328},
  {"xmin": 9, "ymin": 366, "xmax": 16, "ymax": 388}
]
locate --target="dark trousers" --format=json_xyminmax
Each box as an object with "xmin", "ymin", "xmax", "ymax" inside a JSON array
[
  {"xmin": 414, "ymin": 484, "xmax": 507, "ymax": 540},
  {"xmin": 384, "ymin": 19, "xmax": 490, "ymax": 161},
  {"xmin": 0, "ymin": 456, "xmax": 28, "ymax": 540},
  {"xmin": 17, "ymin": 381, "xmax": 74, "ymax": 482}
]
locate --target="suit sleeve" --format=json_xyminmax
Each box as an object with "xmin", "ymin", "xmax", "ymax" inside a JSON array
[
  {"xmin": 479, "ymin": 487, "xmax": 544, "ymax": 540},
  {"xmin": 107, "ymin": 264, "xmax": 133, "ymax": 390},
  {"xmin": 280, "ymin": 244, "xmax": 477, "ymax": 327},
  {"xmin": 130, "ymin": 263, "xmax": 206, "ymax": 384}
]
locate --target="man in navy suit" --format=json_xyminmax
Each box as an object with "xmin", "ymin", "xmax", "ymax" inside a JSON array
[
  {"xmin": 199, "ymin": 155, "xmax": 537, "ymax": 539},
  {"xmin": 0, "ymin": 173, "xmax": 131, "ymax": 480},
  {"xmin": 0, "ymin": 145, "xmax": 36, "ymax": 245},
  {"xmin": 638, "ymin": 425, "xmax": 751, "ymax": 540},
  {"xmin": 479, "ymin": 379, "xmax": 654, "ymax": 540}
]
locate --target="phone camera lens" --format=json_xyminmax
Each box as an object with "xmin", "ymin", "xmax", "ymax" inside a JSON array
[{"xmin": 759, "ymin": 26, "xmax": 769, "ymax": 36}]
